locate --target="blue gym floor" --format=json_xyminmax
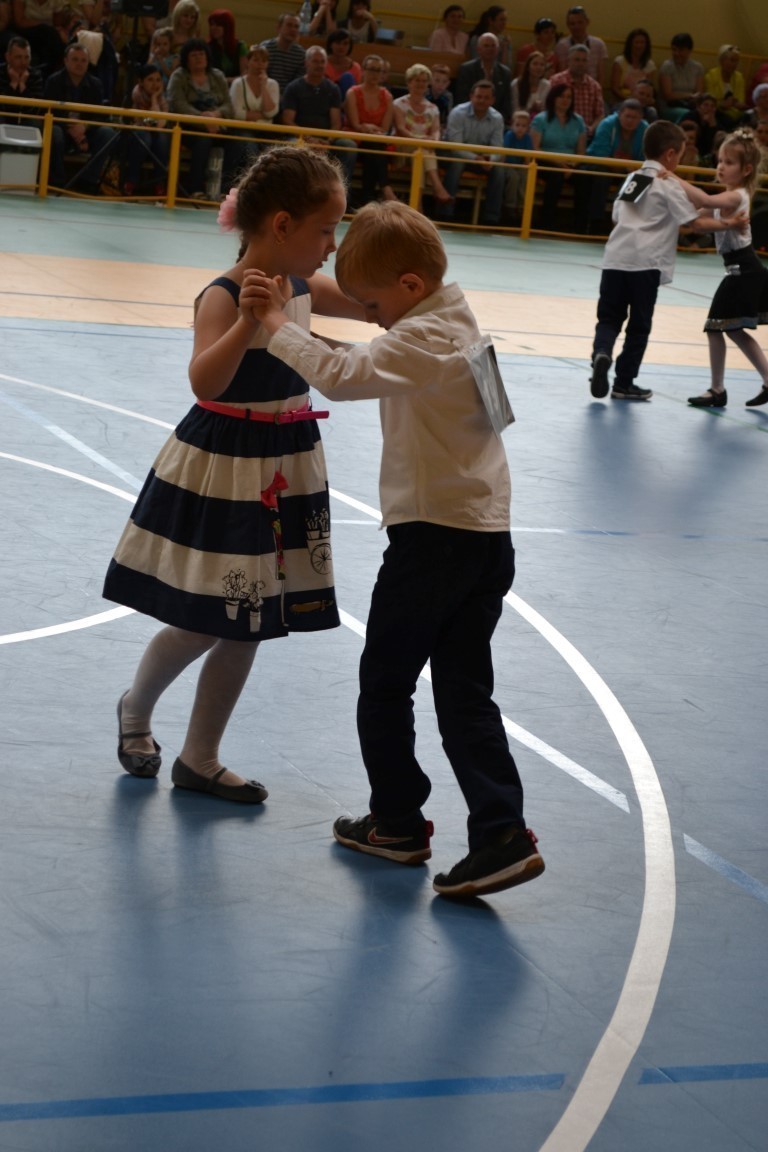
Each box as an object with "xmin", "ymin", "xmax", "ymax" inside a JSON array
[{"xmin": 0, "ymin": 197, "xmax": 765, "ymax": 1152}]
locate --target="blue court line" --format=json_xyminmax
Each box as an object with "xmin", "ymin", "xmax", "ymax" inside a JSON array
[
  {"xmin": 684, "ymin": 835, "xmax": 768, "ymax": 905},
  {"xmin": 640, "ymin": 1063, "xmax": 768, "ymax": 1086},
  {"xmin": 0, "ymin": 1075, "xmax": 565, "ymax": 1122}
]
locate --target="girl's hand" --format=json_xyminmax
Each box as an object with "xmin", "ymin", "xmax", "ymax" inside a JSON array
[{"xmin": 241, "ymin": 270, "xmax": 291, "ymax": 332}]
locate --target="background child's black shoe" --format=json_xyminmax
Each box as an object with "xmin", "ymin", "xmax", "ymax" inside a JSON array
[
  {"xmin": 590, "ymin": 352, "xmax": 611, "ymax": 398},
  {"xmin": 745, "ymin": 386, "xmax": 768, "ymax": 407},
  {"xmin": 688, "ymin": 389, "xmax": 727, "ymax": 408},
  {"xmin": 433, "ymin": 827, "xmax": 544, "ymax": 898},
  {"xmin": 333, "ymin": 814, "xmax": 433, "ymax": 864},
  {"xmin": 611, "ymin": 381, "xmax": 652, "ymax": 401}
]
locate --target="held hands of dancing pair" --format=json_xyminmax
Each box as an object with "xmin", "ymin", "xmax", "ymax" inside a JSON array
[{"xmin": 240, "ymin": 270, "xmax": 292, "ymax": 336}]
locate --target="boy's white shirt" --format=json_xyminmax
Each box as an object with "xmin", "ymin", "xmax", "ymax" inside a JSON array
[
  {"xmin": 266, "ymin": 282, "xmax": 512, "ymax": 531},
  {"xmin": 602, "ymin": 159, "xmax": 698, "ymax": 284}
]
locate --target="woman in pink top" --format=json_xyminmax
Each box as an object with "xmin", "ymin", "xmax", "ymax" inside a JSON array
[
  {"xmin": 345, "ymin": 53, "xmax": 396, "ymax": 204},
  {"xmin": 428, "ymin": 6, "xmax": 468, "ymax": 55}
]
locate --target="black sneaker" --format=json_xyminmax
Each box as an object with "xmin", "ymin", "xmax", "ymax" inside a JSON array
[
  {"xmin": 333, "ymin": 814, "xmax": 433, "ymax": 864},
  {"xmin": 433, "ymin": 827, "xmax": 544, "ymax": 898},
  {"xmin": 590, "ymin": 352, "xmax": 611, "ymax": 398},
  {"xmin": 688, "ymin": 389, "xmax": 727, "ymax": 408},
  {"xmin": 611, "ymin": 381, "xmax": 652, "ymax": 401}
]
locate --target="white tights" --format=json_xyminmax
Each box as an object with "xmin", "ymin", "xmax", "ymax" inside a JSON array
[
  {"xmin": 120, "ymin": 627, "xmax": 258, "ymax": 784},
  {"xmin": 708, "ymin": 328, "xmax": 768, "ymax": 392}
]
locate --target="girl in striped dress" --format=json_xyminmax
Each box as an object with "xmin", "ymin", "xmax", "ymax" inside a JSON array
[{"xmin": 105, "ymin": 146, "xmax": 361, "ymax": 802}]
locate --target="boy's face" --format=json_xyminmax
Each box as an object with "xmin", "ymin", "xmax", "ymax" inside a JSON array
[
  {"xmin": 348, "ymin": 276, "xmax": 427, "ymax": 330},
  {"xmin": 511, "ymin": 115, "xmax": 530, "ymax": 137},
  {"xmin": 430, "ymin": 69, "xmax": 450, "ymax": 95},
  {"xmin": 660, "ymin": 143, "xmax": 686, "ymax": 173}
]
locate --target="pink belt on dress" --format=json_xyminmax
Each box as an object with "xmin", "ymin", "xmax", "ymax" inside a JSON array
[{"xmin": 197, "ymin": 399, "xmax": 329, "ymax": 423}]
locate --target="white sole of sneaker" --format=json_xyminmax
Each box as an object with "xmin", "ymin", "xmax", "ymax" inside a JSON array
[{"xmin": 432, "ymin": 852, "xmax": 545, "ymax": 898}]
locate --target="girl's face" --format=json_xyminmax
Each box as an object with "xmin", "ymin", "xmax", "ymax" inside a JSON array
[
  {"xmin": 445, "ymin": 9, "xmax": 464, "ymax": 31},
  {"xmin": 489, "ymin": 10, "xmax": 506, "ymax": 34},
  {"xmin": 408, "ymin": 73, "xmax": 429, "ymax": 97},
  {"xmin": 153, "ymin": 34, "xmax": 171, "ymax": 56},
  {"xmin": 528, "ymin": 53, "xmax": 545, "ymax": 81},
  {"xmin": 332, "ymin": 37, "xmax": 351, "ymax": 58},
  {"xmin": 716, "ymin": 146, "xmax": 749, "ymax": 189},
  {"xmin": 180, "ymin": 10, "xmax": 197, "ymax": 29},
  {"xmin": 278, "ymin": 185, "xmax": 347, "ymax": 276},
  {"xmin": 209, "ymin": 21, "xmax": 224, "ymax": 41},
  {"xmin": 142, "ymin": 71, "xmax": 164, "ymax": 98}
]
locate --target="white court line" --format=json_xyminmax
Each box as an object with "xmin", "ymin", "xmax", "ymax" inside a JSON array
[
  {"xmin": 507, "ymin": 591, "xmax": 675, "ymax": 1152},
  {"xmin": 2, "ymin": 377, "xmax": 673, "ymax": 1152}
]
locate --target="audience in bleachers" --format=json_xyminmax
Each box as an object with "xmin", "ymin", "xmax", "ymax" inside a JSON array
[
  {"xmin": 3, "ymin": 1, "xmax": 768, "ymax": 226},
  {"xmin": 338, "ymin": 0, "xmax": 378, "ymax": 45},
  {"xmin": 549, "ymin": 42, "xmax": 604, "ymax": 137},
  {"xmin": 657, "ymin": 33, "xmax": 704, "ymax": 119},
  {"xmin": 0, "ymin": 32, "xmax": 43, "ymax": 122},
  {"xmin": 206, "ymin": 8, "xmax": 246, "ymax": 80},
  {"xmin": 514, "ymin": 17, "xmax": 557, "ymax": 79},
  {"xmin": 259, "ymin": 12, "xmax": 305, "ymax": 91},
  {"xmin": 308, "ymin": 0, "xmax": 338, "ymax": 38},
  {"xmin": 345, "ymin": 52, "xmax": 395, "ymax": 205},
  {"xmin": 530, "ymin": 81, "xmax": 587, "ymax": 231},
  {"xmin": 44, "ymin": 38, "xmax": 116, "ymax": 191},
  {"xmin": 609, "ymin": 28, "xmax": 655, "ymax": 109},
  {"xmin": 392, "ymin": 61, "xmax": 452, "ymax": 206},
  {"xmin": 426, "ymin": 62, "xmax": 452, "ymax": 131},
  {"xmin": 454, "ymin": 31, "xmax": 511, "ymax": 124},
  {"xmin": 704, "ymin": 45, "xmax": 747, "ymax": 127},
  {"xmin": 428, "ymin": 5, "xmax": 467, "ymax": 56},
  {"xmin": 229, "ymin": 44, "xmax": 278, "ymax": 153},
  {"xmin": 467, "ymin": 6, "xmax": 512, "ymax": 71},
  {"xmin": 279, "ymin": 44, "xmax": 356, "ymax": 191},
  {"xmin": 124, "ymin": 61, "xmax": 168, "ymax": 196},
  {"xmin": 510, "ymin": 49, "xmax": 549, "ymax": 117},
  {"xmin": 554, "ymin": 6, "xmax": 607, "ymax": 88},
  {"xmin": 10, "ymin": 0, "xmax": 64, "ymax": 75},
  {"xmin": 166, "ymin": 36, "xmax": 241, "ymax": 197},
  {"xmin": 438, "ymin": 78, "xmax": 506, "ymax": 226},
  {"xmin": 325, "ymin": 27, "xmax": 361, "ymax": 95},
  {"xmin": 148, "ymin": 26, "xmax": 177, "ymax": 88},
  {"xmin": 170, "ymin": 0, "xmax": 200, "ymax": 55}
]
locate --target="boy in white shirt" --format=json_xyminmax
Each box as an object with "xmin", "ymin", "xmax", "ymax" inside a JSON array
[
  {"xmin": 590, "ymin": 120, "xmax": 700, "ymax": 401},
  {"xmin": 244, "ymin": 201, "xmax": 544, "ymax": 899}
]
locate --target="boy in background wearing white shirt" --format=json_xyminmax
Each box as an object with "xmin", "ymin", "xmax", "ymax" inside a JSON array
[
  {"xmin": 590, "ymin": 120, "xmax": 702, "ymax": 401},
  {"xmin": 244, "ymin": 201, "xmax": 544, "ymax": 900}
]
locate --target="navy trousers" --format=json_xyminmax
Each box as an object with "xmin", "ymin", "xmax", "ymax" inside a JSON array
[
  {"xmin": 357, "ymin": 521, "xmax": 525, "ymax": 851},
  {"xmin": 593, "ymin": 267, "xmax": 661, "ymax": 384}
]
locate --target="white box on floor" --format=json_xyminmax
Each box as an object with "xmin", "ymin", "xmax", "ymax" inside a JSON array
[{"xmin": 0, "ymin": 124, "xmax": 42, "ymax": 195}]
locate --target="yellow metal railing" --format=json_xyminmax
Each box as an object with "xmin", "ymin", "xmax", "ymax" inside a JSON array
[{"xmin": 3, "ymin": 93, "xmax": 761, "ymax": 246}]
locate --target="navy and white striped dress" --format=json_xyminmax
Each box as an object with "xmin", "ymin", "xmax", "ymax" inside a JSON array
[{"xmin": 103, "ymin": 276, "xmax": 340, "ymax": 641}]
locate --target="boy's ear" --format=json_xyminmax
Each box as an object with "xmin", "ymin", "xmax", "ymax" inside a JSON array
[{"xmin": 399, "ymin": 272, "xmax": 427, "ymax": 295}]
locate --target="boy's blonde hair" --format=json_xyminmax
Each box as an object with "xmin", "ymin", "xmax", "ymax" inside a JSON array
[{"xmin": 335, "ymin": 202, "xmax": 447, "ymax": 295}]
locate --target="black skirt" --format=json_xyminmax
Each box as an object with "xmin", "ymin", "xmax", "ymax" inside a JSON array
[{"xmin": 704, "ymin": 245, "xmax": 768, "ymax": 332}]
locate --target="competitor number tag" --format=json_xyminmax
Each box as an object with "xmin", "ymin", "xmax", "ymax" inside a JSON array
[{"xmin": 617, "ymin": 172, "xmax": 654, "ymax": 203}]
